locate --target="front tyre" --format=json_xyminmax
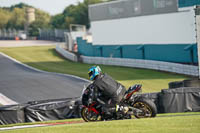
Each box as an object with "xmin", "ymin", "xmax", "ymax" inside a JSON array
[
  {"xmin": 81, "ymin": 107, "xmax": 101, "ymax": 122},
  {"xmin": 133, "ymin": 98, "xmax": 157, "ymax": 118}
]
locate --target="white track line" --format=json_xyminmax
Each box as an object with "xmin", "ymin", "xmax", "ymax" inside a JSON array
[
  {"xmin": 0, "ymin": 93, "xmax": 18, "ymax": 105},
  {"xmin": 0, "ymin": 124, "xmax": 48, "ymax": 131},
  {"xmin": 0, "ymin": 121, "xmax": 84, "ymax": 131}
]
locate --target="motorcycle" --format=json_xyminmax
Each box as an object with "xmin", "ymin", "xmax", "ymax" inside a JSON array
[{"xmin": 81, "ymin": 84, "xmax": 157, "ymax": 122}]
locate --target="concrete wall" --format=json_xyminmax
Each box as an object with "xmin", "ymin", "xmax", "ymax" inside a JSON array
[
  {"xmin": 81, "ymin": 56, "xmax": 198, "ymax": 76},
  {"xmin": 55, "ymin": 44, "xmax": 78, "ymax": 62},
  {"xmin": 56, "ymin": 45, "xmax": 198, "ymax": 77}
]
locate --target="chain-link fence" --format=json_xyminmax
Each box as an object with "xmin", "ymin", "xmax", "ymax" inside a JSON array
[
  {"xmin": 0, "ymin": 28, "xmax": 69, "ymax": 42},
  {"xmin": 38, "ymin": 29, "xmax": 68, "ymax": 42},
  {"xmin": 0, "ymin": 29, "xmax": 23, "ymax": 40}
]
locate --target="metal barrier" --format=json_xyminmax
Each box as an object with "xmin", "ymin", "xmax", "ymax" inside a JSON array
[
  {"xmin": 0, "ymin": 29, "xmax": 21, "ymax": 40},
  {"xmin": 38, "ymin": 29, "xmax": 68, "ymax": 42}
]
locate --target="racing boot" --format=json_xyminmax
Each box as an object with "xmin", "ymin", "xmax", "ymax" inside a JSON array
[{"xmin": 116, "ymin": 105, "xmax": 129, "ymax": 114}]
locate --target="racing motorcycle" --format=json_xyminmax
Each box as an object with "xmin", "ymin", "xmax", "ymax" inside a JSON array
[{"xmin": 81, "ymin": 84, "xmax": 157, "ymax": 122}]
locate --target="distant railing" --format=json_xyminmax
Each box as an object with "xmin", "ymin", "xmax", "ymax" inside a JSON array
[
  {"xmin": 38, "ymin": 29, "xmax": 68, "ymax": 42},
  {"xmin": 0, "ymin": 28, "xmax": 69, "ymax": 41},
  {"xmin": 0, "ymin": 29, "xmax": 23, "ymax": 40}
]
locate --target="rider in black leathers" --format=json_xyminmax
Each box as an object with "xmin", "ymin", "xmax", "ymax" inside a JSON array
[{"xmin": 83, "ymin": 66, "xmax": 126, "ymax": 117}]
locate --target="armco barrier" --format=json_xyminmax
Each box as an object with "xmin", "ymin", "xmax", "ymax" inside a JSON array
[
  {"xmin": 55, "ymin": 45, "xmax": 198, "ymax": 76},
  {"xmin": 81, "ymin": 56, "xmax": 198, "ymax": 76},
  {"xmin": 56, "ymin": 44, "xmax": 78, "ymax": 62}
]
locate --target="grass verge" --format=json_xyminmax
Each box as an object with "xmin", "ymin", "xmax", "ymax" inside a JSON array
[
  {"xmin": 0, "ymin": 46, "xmax": 190, "ymax": 92},
  {"xmin": 1, "ymin": 112, "xmax": 200, "ymax": 133}
]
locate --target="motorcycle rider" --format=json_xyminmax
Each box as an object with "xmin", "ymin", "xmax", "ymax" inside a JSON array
[{"xmin": 86, "ymin": 66, "xmax": 127, "ymax": 118}]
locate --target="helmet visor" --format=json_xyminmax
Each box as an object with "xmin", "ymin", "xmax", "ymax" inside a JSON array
[{"xmin": 88, "ymin": 71, "xmax": 93, "ymax": 77}]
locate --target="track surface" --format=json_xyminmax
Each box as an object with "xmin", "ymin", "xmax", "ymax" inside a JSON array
[{"xmin": 0, "ymin": 53, "xmax": 89, "ymax": 104}]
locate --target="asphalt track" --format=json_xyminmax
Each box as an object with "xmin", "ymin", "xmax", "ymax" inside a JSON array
[{"xmin": 0, "ymin": 53, "xmax": 89, "ymax": 104}]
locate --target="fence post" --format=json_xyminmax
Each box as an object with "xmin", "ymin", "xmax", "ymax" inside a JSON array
[{"xmin": 196, "ymin": 15, "xmax": 200, "ymax": 79}]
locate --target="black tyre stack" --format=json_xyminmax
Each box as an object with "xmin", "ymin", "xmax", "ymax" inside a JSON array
[{"xmin": 168, "ymin": 79, "xmax": 200, "ymax": 89}]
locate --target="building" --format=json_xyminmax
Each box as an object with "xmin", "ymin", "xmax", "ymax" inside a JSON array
[{"xmin": 77, "ymin": 0, "xmax": 200, "ymax": 65}]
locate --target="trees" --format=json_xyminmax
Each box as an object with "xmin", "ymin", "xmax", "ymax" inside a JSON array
[
  {"xmin": 0, "ymin": 9, "xmax": 11, "ymax": 29},
  {"xmin": 34, "ymin": 9, "xmax": 51, "ymax": 28},
  {"xmin": 0, "ymin": 0, "xmax": 113, "ymax": 34},
  {"xmin": 1, "ymin": 3, "xmax": 32, "ymax": 30},
  {"xmin": 61, "ymin": 0, "xmax": 104, "ymax": 29},
  {"xmin": 9, "ymin": 3, "xmax": 32, "ymax": 10},
  {"xmin": 28, "ymin": 9, "xmax": 51, "ymax": 36},
  {"xmin": 0, "ymin": 7, "xmax": 26, "ymax": 30},
  {"xmin": 8, "ymin": 8, "xmax": 26, "ymax": 29},
  {"xmin": 0, "ymin": 3, "xmax": 50, "ymax": 29},
  {"xmin": 50, "ymin": 14, "xmax": 65, "ymax": 29}
]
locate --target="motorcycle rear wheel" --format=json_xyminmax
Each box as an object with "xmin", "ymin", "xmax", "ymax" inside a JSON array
[
  {"xmin": 81, "ymin": 107, "xmax": 101, "ymax": 122},
  {"xmin": 132, "ymin": 97, "xmax": 157, "ymax": 118}
]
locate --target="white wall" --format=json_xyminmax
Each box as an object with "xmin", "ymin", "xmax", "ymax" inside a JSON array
[{"xmin": 91, "ymin": 9, "xmax": 196, "ymax": 45}]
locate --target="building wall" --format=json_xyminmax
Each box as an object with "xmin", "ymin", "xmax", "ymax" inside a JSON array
[
  {"xmin": 77, "ymin": 1, "xmax": 199, "ymax": 64},
  {"xmin": 91, "ymin": 9, "xmax": 196, "ymax": 45}
]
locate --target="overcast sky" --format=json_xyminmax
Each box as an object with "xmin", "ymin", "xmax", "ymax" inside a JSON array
[{"xmin": 0, "ymin": 0, "xmax": 84, "ymax": 15}]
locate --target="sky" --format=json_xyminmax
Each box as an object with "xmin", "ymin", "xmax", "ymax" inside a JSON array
[{"xmin": 0, "ymin": 0, "xmax": 84, "ymax": 15}]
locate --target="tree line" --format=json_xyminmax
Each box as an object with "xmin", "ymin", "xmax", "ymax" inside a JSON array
[{"xmin": 0, "ymin": 0, "xmax": 113, "ymax": 36}]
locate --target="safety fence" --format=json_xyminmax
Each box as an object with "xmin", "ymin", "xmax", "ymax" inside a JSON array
[
  {"xmin": 77, "ymin": 37, "xmax": 198, "ymax": 64},
  {"xmin": 56, "ymin": 44, "xmax": 198, "ymax": 76},
  {"xmin": 0, "ymin": 29, "xmax": 24, "ymax": 40},
  {"xmin": 0, "ymin": 79, "xmax": 200, "ymax": 125},
  {"xmin": 179, "ymin": 0, "xmax": 200, "ymax": 7},
  {"xmin": 0, "ymin": 29, "xmax": 68, "ymax": 41},
  {"xmin": 38, "ymin": 29, "xmax": 68, "ymax": 42}
]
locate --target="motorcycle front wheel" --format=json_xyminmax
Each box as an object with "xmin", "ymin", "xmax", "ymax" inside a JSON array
[
  {"xmin": 81, "ymin": 107, "xmax": 101, "ymax": 122},
  {"xmin": 132, "ymin": 97, "xmax": 157, "ymax": 118}
]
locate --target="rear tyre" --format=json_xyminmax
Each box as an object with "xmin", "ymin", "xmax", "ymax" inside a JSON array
[{"xmin": 133, "ymin": 98, "xmax": 157, "ymax": 118}]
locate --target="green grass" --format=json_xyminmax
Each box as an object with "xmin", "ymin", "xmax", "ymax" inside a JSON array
[
  {"xmin": 0, "ymin": 46, "xmax": 190, "ymax": 92},
  {"xmin": 1, "ymin": 112, "xmax": 200, "ymax": 133},
  {"xmin": 0, "ymin": 118, "xmax": 83, "ymax": 128}
]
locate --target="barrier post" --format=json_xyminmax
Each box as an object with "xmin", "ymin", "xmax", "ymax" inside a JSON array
[{"xmin": 196, "ymin": 15, "xmax": 200, "ymax": 79}]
